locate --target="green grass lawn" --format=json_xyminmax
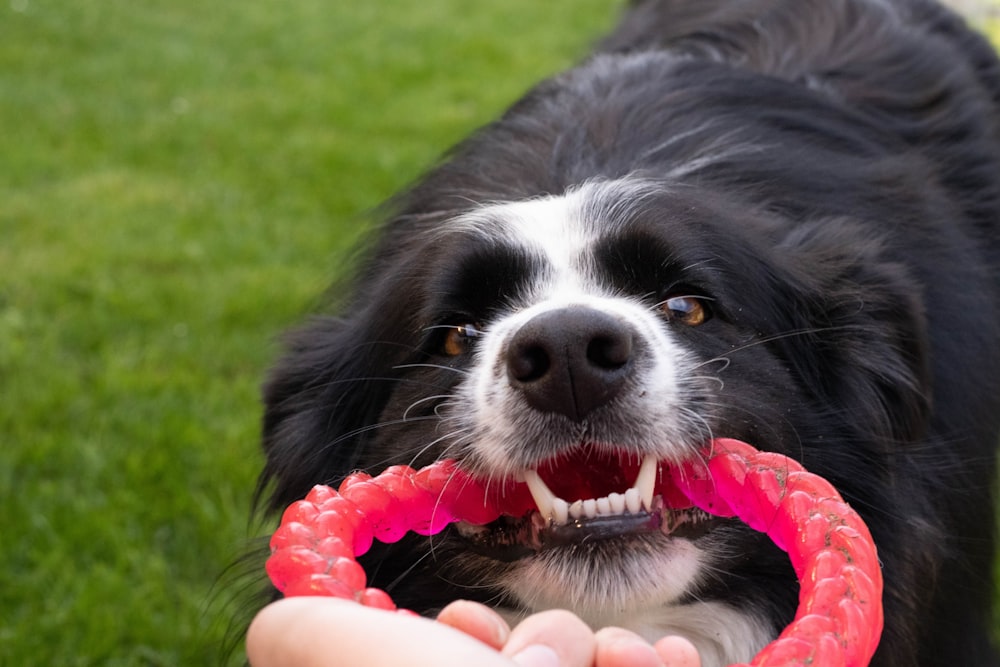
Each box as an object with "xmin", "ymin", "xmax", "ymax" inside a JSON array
[
  {"xmin": 2, "ymin": 2, "xmax": 998, "ymax": 665},
  {"xmin": 0, "ymin": 1, "xmax": 616, "ymax": 664}
]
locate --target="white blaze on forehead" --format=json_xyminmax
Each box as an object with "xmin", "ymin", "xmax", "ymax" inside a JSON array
[
  {"xmin": 462, "ymin": 187, "xmax": 600, "ymax": 299},
  {"xmin": 447, "ymin": 179, "xmax": 661, "ymax": 299}
]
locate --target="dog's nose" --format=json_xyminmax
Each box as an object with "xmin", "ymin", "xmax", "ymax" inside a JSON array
[{"xmin": 506, "ymin": 306, "xmax": 634, "ymax": 422}]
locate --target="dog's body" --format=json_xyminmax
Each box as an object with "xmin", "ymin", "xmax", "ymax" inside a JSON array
[{"xmin": 258, "ymin": 1, "xmax": 1000, "ymax": 664}]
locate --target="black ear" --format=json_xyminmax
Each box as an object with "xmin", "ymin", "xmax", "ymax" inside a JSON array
[
  {"xmin": 255, "ymin": 315, "xmax": 395, "ymax": 514},
  {"xmin": 771, "ymin": 221, "xmax": 932, "ymax": 446}
]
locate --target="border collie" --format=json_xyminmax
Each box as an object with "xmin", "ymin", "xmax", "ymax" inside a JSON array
[{"xmin": 256, "ymin": 1, "xmax": 1000, "ymax": 664}]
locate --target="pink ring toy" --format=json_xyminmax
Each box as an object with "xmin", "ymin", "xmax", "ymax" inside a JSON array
[{"xmin": 266, "ymin": 438, "xmax": 883, "ymax": 666}]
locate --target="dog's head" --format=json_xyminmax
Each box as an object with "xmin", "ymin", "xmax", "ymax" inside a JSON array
[{"xmin": 258, "ymin": 176, "xmax": 930, "ymax": 657}]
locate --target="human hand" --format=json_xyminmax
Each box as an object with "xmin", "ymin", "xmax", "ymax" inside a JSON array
[
  {"xmin": 436, "ymin": 599, "xmax": 700, "ymax": 667},
  {"xmin": 247, "ymin": 596, "xmax": 701, "ymax": 667}
]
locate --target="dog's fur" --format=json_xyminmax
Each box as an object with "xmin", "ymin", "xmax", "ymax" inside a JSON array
[{"xmin": 256, "ymin": 1, "xmax": 1000, "ymax": 664}]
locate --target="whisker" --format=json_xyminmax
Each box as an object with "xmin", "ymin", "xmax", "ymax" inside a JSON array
[
  {"xmin": 689, "ymin": 356, "xmax": 731, "ymax": 373},
  {"xmin": 384, "ymin": 549, "xmax": 437, "ymax": 594},
  {"xmin": 402, "ymin": 394, "xmax": 454, "ymax": 421},
  {"xmin": 313, "ymin": 415, "xmax": 440, "ymax": 462},
  {"xmin": 711, "ymin": 325, "xmax": 857, "ymax": 359},
  {"xmin": 686, "ymin": 374, "xmax": 726, "ymax": 391},
  {"xmin": 676, "ymin": 404, "xmax": 716, "ymax": 444},
  {"xmin": 280, "ymin": 375, "xmax": 460, "ymax": 401},
  {"xmin": 394, "ymin": 362, "xmax": 471, "ymax": 376},
  {"xmin": 406, "ymin": 428, "xmax": 474, "ymax": 469}
]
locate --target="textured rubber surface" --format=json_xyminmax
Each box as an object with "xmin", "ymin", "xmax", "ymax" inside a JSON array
[{"xmin": 266, "ymin": 438, "xmax": 883, "ymax": 666}]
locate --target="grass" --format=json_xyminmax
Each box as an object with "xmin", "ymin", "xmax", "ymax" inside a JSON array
[
  {"xmin": 2, "ymin": 2, "xmax": 998, "ymax": 665},
  {"xmin": 0, "ymin": 1, "xmax": 616, "ymax": 664}
]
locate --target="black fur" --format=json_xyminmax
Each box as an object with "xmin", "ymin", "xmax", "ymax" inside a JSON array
[{"xmin": 255, "ymin": 0, "xmax": 1000, "ymax": 664}]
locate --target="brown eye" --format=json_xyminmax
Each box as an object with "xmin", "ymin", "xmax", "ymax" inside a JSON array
[
  {"xmin": 661, "ymin": 295, "xmax": 710, "ymax": 326},
  {"xmin": 442, "ymin": 323, "xmax": 482, "ymax": 356}
]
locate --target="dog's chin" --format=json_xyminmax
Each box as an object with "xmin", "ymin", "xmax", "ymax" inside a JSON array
[{"xmin": 456, "ymin": 526, "xmax": 709, "ymax": 624}]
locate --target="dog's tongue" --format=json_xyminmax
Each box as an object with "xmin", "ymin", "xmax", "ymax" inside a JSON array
[{"xmin": 535, "ymin": 449, "xmax": 639, "ymax": 502}]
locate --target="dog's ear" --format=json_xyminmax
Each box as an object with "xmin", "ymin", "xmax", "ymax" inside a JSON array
[
  {"xmin": 770, "ymin": 220, "xmax": 932, "ymax": 445},
  {"xmin": 255, "ymin": 315, "xmax": 395, "ymax": 514}
]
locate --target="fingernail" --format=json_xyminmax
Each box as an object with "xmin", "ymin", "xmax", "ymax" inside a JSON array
[
  {"xmin": 618, "ymin": 638, "xmax": 664, "ymax": 667},
  {"xmin": 486, "ymin": 611, "xmax": 512, "ymax": 647},
  {"xmin": 511, "ymin": 644, "xmax": 560, "ymax": 667}
]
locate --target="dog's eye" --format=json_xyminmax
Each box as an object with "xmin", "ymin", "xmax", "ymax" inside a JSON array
[
  {"xmin": 660, "ymin": 295, "xmax": 710, "ymax": 326},
  {"xmin": 442, "ymin": 323, "xmax": 482, "ymax": 356}
]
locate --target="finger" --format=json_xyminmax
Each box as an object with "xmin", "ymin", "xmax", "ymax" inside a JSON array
[
  {"xmin": 501, "ymin": 609, "xmax": 597, "ymax": 667},
  {"xmin": 247, "ymin": 597, "xmax": 515, "ymax": 667},
  {"xmin": 436, "ymin": 599, "xmax": 512, "ymax": 650},
  {"xmin": 652, "ymin": 635, "xmax": 701, "ymax": 667},
  {"xmin": 594, "ymin": 627, "xmax": 664, "ymax": 667}
]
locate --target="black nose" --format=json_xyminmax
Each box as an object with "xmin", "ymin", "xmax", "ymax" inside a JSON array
[{"xmin": 506, "ymin": 306, "xmax": 635, "ymax": 422}]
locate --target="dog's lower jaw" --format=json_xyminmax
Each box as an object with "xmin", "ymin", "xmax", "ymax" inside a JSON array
[
  {"xmin": 491, "ymin": 536, "xmax": 771, "ymax": 667},
  {"xmin": 501, "ymin": 535, "xmax": 702, "ymax": 611}
]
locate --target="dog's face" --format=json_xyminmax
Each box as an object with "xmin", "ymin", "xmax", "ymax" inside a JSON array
[
  {"xmin": 260, "ymin": 177, "xmax": 929, "ymax": 661},
  {"xmin": 386, "ymin": 181, "xmax": 799, "ymax": 649}
]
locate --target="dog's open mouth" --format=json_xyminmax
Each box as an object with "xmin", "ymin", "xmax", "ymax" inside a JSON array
[{"xmin": 454, "ymin": 447, "xmax": 720, "ymax": 561}]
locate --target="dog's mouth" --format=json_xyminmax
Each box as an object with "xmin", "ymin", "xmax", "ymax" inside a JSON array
[{"xmin": 453, "ymin": 448, "xmax": 721, "ymax": 561}]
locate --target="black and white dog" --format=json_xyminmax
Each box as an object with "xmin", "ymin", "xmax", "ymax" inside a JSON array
[{"xmin": 256, "ymin": 0, "xmax": 1000, "ymax": 664}]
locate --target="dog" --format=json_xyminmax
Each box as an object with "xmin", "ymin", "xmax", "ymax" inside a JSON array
[{"xmin": 255, "ymin": 0, "xmax": 1000, "ymax": 664}]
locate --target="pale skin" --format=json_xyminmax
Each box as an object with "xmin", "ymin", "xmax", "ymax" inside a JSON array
[{"xmin": 246, "ymin": 597, "xmax": 702, "ymax": 667}]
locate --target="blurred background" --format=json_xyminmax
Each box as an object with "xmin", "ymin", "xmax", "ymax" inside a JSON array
[{"xmin": 2, "ymin": 1, "xmax": 998, "ymax": 665}]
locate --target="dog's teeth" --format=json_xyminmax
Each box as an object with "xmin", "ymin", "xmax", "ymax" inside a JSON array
[
  {"xmin": 624, "ymin": 487, "xmax": 642, "ymax": 513},
  {"xmin": 608, "ymin": 492, "xmax": 625, "ymax": 514},
  {"xmin": 523, "ymin": 462, "xmax": 657, "ymax": 526},
  {"xmin": 634, "ymin": 455, "xmax": 658, "ymax": 510},
  {"xmin": 522, "ymin": 469, "xmax": 555, "ymax": 521},
  {"xmin": 552, "ymin": 498, "xmax": 569, "ymax": 525}
]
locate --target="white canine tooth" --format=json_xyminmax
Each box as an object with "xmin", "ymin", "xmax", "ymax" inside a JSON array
[
  {"xmin": 634, "ymin": 455, "xmax": 658, "ymax": 510},
  {"xmin": 608, "ymin": 492, "xmax": 626, "ymax": 514},
  {"xmin": 624, "ymin": 487, "xmax": 642, "ymax": 513},
  {"xmin": 583, "ymin": 499, "xmax": 598, "ymax": 518},
  {"xmin": 522, "ymin": 469, "xmax": 555, "ymax": 522},
  {"xmin": 569, "ymin": 500, "xmax": 584, "ymax": 520},
  {"xmin": 552, "ymin": 498, "xmax": 569, "ymax": 525},
  {"xmin": 596, "ymin": 497, "xmax": 612, "ymax": 516}
]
